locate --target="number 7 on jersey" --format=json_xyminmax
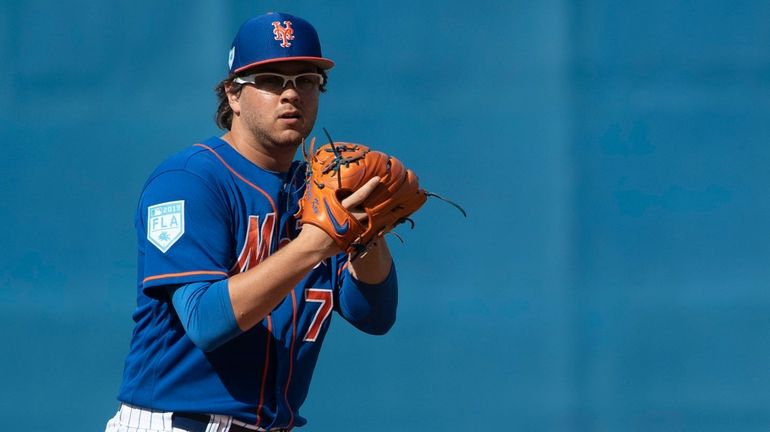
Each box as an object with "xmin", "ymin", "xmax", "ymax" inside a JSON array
[{"xmin": 304, "ymin": 288, "xmax": 333, "ymax": 342}]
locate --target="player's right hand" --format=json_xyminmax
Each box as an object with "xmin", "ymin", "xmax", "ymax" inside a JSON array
[{"xmin": 295, "ymin": 176, "xmax": 381, "ymax": 258}]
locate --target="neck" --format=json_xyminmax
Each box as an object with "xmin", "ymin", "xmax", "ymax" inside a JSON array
[{"xmin": 222, "ymin": 127, "xmax": 298, "ymax": 173}]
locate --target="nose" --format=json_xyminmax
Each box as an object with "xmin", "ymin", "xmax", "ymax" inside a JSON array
[{"xmin": 280, "ymin": 83, "xmax": 301, "ymax": 104}]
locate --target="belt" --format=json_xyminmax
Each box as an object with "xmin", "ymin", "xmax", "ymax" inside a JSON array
[{"xmin": 171, "ymin": 412, "xmax": 290, "ymax": 432}]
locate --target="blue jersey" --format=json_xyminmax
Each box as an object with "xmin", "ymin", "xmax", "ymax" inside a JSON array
[{"xmin": 117, "ymin": 136, "xmax": 397, "ymax": 429}]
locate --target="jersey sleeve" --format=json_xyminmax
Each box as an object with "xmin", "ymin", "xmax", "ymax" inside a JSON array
[
  {"xmin": 169, "ymin": 280, "xmax": 241, "ymax": 352},
  {"xmin": 333, "ymin": 256, "xmax": 398, "ymax": 335},
  {"xmin": 137, "ymin": 169, "xmax": 233, "ymax": 297}
]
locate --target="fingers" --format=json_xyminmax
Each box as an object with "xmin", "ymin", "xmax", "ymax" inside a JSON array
[{"xmin": 341, "ymin": 176, "xmax": 381, "ymax": 210}]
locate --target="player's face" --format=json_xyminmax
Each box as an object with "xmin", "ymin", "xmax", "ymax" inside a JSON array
[{"xmin": 231, "ymin": 61, "xmax": 321, "ymax": 149}]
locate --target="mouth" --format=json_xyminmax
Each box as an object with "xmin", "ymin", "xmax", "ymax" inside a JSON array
[{"xmin": 278, "ymin": 111, "xmax": 302, "ymax": 121}]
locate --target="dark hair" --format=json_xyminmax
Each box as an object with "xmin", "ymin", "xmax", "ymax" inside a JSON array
[{"xmin": 214, "ymin": 68, "xmax": 329, "ymax": 130}]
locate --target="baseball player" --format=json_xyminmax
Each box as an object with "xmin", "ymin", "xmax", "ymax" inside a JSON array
[{"xmin": 105, "ymin": 12, "xmax": 397, "ymax": 432}]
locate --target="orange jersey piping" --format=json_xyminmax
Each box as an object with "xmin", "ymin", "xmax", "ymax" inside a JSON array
[
  {"xmin": 142, "ymin": 270, "xmax": 228, "ymax": 284},
  {"xmin": 256, "ymin": 314, "xmax": 273, "ymax": 426},
  {"xmin": 193, "ymin": 143, "xmax": 277, "ymax": 213}
]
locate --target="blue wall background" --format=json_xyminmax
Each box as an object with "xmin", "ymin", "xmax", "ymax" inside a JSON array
[{"xmin": 1, "ymin": 1, "xmax": 769, "ymax": 431}]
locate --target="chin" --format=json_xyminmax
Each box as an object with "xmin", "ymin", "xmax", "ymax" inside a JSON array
[{"xmin": 273, "ymin": 130, "xmax": 306, "ymax": 147}]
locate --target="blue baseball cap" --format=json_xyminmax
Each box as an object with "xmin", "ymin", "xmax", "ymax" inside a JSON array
[{"xmin": 228, "ymin": 12, "xmax": 335, "ymax": 74}]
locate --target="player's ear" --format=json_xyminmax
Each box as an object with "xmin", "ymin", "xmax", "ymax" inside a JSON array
[{"xmin": 225, "ymin": 81, "xmax": 241, "ymax": 115}]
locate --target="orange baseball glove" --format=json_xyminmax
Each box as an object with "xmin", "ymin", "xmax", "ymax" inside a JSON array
[{"xmin": 295, "ymin": 136, "xmax": 430, "ymax": 257}]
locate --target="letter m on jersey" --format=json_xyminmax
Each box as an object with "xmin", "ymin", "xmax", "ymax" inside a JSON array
[{"xmin": 231, "ymin": 214, "xmax": 276, "ymax": 274}]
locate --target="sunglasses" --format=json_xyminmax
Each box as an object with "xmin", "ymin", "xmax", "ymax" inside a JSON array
[{"xmin": 233, "ymin": 72, "xmax": 324, "ymax": 93}]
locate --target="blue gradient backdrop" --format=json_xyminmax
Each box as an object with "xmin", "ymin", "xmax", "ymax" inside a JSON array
[{"xmin": 1, "ymin": 1, "xmax": 769, "ymax": 431}]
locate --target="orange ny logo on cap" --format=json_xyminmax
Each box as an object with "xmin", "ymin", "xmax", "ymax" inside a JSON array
[{"xmin": 272, "ymin": 20, "xmax": 295, "ymax": 48}]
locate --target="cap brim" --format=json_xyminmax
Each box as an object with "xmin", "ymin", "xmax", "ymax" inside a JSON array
[{"xmin": 234, "ymin": 56, "xmax": 335, "ymax": 73}]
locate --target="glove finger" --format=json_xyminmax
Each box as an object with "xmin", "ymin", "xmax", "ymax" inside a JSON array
[
  {"xmin": 364, "ymin": 156, "xmax": 407, "ymax": 204},
  {"xmin": 364, "ymin": 169, "xmax": 427, "ymax": 238}
]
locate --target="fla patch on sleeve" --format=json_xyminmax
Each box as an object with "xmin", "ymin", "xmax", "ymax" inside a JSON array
[{"xmin": 147, "ymin": 200, "xmax": 185, "ymax": 253}]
